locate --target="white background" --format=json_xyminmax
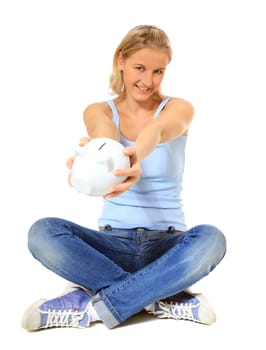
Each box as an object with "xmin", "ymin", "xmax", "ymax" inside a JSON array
[{"xmin": 0, "ymin": 0, "xmax": 265, "ymax": 348}]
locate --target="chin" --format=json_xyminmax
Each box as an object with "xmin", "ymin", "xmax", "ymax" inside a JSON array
[{"xmin": 134, "ymin": 90, "xmax": 153, "ymax": 101}]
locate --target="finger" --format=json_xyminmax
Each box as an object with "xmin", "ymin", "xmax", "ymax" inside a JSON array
[
  {"xmin": 104, "ymin": 190, "xmax": 125, "ymax": 199},
  {"xmin": 123, "ymin": 145, "xmax": 136, "ymax": 156},
  {"xmin": 114, "ymin": 168, "xmax": 132, "ymax": 177},
  {"xmin": 68, "ymin": 173, "xmax": 73, "ymax": 186},
  {"xmin": 104, "ymin": 175, "xmax": 139, "ymax": 198},
  {"xmin": 79, "ymin": 136, "xmax": 92, "ymax": 146},
  {"xmin": 109, "ymin": 178, "xmax": 135, "ymax": 193},
  {"xmin": 114, "ymin": 163, "xmax": 141, "ymax": 177},
  {"xmin": 66, "ymin": 156, "xmax": 75, "ymax": 169}
]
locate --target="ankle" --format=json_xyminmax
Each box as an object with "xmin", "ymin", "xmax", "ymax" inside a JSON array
[{"xmin": 88, "ymin": 302, "xmax": 100, "ymax": 323}]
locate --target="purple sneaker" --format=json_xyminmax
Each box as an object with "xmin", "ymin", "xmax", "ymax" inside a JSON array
[
  {"xmin": 146, "ymin": 291, "xmax": 216, "ymax": 325},
  {"xmin": 21, "ymin": 289, "xmax": 92, "ymax": 331}
]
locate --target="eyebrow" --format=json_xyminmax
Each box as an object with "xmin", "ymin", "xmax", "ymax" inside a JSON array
[{"xmin": 134, "ymin": 63, "xmax": 166, "ymax": 70}]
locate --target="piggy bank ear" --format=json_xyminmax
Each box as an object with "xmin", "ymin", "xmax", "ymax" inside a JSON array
[{"xmin": 74, "ymin": 146, "xmax": 87, "ymax": 158}]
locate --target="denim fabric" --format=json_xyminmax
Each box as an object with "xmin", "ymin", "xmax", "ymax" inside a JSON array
[{"xmin": 28, "ymin": 218, "xmax": 226, "ymax": 328}]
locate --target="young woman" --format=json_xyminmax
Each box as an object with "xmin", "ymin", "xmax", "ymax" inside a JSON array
[{"xmin": 21, "ymin": 25, "xmax": 226, "ymax": 331}]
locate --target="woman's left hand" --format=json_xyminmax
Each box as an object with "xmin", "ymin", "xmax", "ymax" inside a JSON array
[{"xmin": 104, "ymin": 145, "xmax": 142, "ymax": 199}]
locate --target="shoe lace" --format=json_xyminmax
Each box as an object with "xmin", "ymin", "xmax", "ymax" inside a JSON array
[
  {"xmin": 157, "ymin": 300, "xmax": 199, "ymax": 322},
  {"xmin": 43, "ymin": 308, "xmax": 89, "ymax": 328}
]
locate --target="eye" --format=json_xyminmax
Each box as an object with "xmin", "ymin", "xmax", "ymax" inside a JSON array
[
  {"xmin": 154, "ymin": 69, "xmax": 164, "ymax": 75},
  {"xmin": 135, "ymin": 66, "xmax": 145, "ymax": 71}
]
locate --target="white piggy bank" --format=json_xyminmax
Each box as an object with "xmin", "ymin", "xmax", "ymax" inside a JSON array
[{"xmin": 71, "ymin": 138, "xmax": 130, "ymax": 196}]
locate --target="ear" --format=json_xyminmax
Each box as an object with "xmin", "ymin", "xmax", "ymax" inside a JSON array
[{"xmin": 117, "ymin": 51, "xmax": 125, "ymax": 70}]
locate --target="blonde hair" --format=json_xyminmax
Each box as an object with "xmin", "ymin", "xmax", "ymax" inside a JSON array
[{"xmin": 109, "ymin": 25, "xmax": 172, "ymax": 100}]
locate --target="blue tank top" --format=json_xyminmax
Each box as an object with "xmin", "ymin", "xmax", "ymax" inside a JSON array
[{"xmin": 98, "ymin": 97, "xmax": 187, "ymax": 231}]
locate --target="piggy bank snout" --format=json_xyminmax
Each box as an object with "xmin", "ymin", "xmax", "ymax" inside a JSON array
[{"xmin": 71, "ymin": 138, "xmax": 130, "ymax": 196}]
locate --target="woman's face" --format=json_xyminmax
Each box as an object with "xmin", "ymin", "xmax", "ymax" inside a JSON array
[{"xmin": 118, "ymin": 47, "xmax": 169, "ymax": 101}]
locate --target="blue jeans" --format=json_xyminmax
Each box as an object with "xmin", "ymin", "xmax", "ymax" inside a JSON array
[{"xmin": 28, "ymin": 218, "xmax": 226, "ymax": 328}]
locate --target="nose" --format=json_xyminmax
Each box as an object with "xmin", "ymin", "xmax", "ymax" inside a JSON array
[{"xmin": 141, "ymin": 71, "xmax": 153, "ymax": 87}]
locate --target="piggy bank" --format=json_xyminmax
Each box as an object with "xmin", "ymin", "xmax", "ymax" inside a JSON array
[{"xmin": 71, "ymin": 138, "xmax": 130, "ymax": 196}]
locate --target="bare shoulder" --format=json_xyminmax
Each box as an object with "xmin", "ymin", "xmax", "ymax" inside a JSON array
[
  {"xmin": 83, "ymin": 101, "xmax": 112, "ymax": 122},
  {"xmin": 167, "ymin": 97, "xmax": 194, "ymax": 116},
  {"xmin": 158, "ymin": 97, "xmax": 194, "ymax": 138},
  {"xmin": 83, "ymin": 101, "xmax": 110, "ymax": 115}
]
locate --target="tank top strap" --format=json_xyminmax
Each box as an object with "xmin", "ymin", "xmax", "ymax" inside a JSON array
[
  {"xmin": 107, "ymin": 96, "xmax": 171, "ymax": 125},
  {"xmin": 106, "ymin": 99, "xmax": 119, "ymax": 128},
  {"xmin": 154, "ymin": 97, "xmax": 171, "ymax": 118}
]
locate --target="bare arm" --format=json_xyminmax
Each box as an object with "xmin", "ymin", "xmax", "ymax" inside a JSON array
[
  {"xmin": 106, "ymin": 98, "xmax": 194, "ymax": 198},
  {"xmin": 67, "ymin": 102, "xmax": 119, "ymax": 185},
  {"xmin": 83, "ymin": 102, "xmax": 120, "ymax": 140},
  {"xmin": 135, "ymin": 98, "xmax": 194, "ymax": 161}
]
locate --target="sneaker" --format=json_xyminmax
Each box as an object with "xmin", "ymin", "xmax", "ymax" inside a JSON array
[
  {"xmin": 146, "ymin": 291, "xmax": 216, "ymax": 325},
  {"xmin": 21, "ymin": 289, "xmax": 92, "ymax": 331}
]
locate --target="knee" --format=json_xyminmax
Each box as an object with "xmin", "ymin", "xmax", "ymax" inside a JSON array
[
  {"xmin": 188, "ymin": 224, "xmax": 227, "ymax": 264},
  {"xmin": 199, "ymin": 224, "xmax": 227, "ymax": 263},
  {"xmin": 28, "ymin": 217, "xmax": 55, "ymax": 256}
]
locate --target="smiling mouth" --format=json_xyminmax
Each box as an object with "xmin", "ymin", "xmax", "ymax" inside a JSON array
[{"xmin": 136, "ymin": 84, "xmax": 151, "ymax": 92}]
